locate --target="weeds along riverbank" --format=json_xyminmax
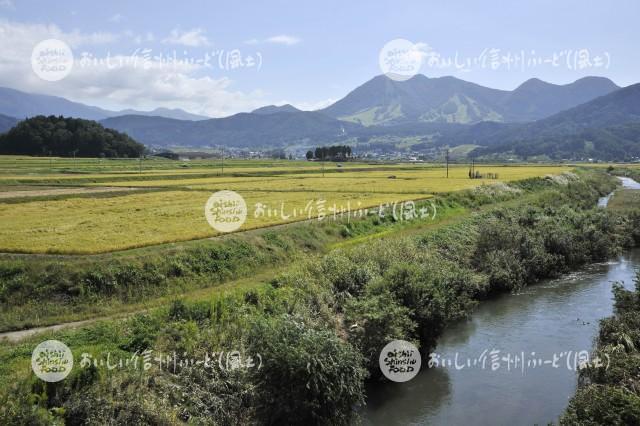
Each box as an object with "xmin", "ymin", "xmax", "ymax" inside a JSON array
[
  {"xmin": 560, "ymin": 169, "xmax": 640, "ymax": 425},
  {"xmin": 1, "ymin": 169, "xmax": 639, "ymax": 425},
  {"xmin": 561, "ymin": 271, "xmax": 640, "ymax": 424}
]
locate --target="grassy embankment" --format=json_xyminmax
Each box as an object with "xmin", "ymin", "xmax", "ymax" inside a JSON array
[{"xmin": 2, "ymin": 168, "xmax": 638, "ymax": 425}]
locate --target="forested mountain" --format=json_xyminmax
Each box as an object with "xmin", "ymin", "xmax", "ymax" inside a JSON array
[
  {"xmin": 101, "ymin": 111, "xmax": 360, "ymax": 148},
  {"xmin": 320, "ymin": 74, "xmax": 619, "ymax": 125},
  {"xmin": 462, "ymin": 84, "xmax": 640, "ymax": 160}
]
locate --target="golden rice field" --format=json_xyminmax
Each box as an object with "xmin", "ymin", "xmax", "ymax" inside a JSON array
[
  {"xmin": 0, "ymin": 156, "xmax": 574, "ymax": 254},
  {"xmin": 0, "ymin": 190, "xmax": 431, "ymax": 254},
  {"xmin": 98, "ymin": 166, "xmax": 569, "ymax": 194}
]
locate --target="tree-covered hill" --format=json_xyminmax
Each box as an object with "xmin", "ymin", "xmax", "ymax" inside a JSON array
[{"xmin": 0, "ymin": 115, "xmax": 145, "ymax": 158}]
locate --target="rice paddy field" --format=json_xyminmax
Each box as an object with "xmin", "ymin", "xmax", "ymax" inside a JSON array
[{"xmin": 0, "ymin": 156, "xmax": 578, "ymax": 254}]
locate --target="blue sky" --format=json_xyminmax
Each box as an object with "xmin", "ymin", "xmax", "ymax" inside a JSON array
[{"xmin": 0, "ymin": 0, "xmax": 638, "ymax": 116}]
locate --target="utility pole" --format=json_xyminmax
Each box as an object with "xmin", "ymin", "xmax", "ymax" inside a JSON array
[
  {"xmin": 139, "ymin": 156, "xmax": 142, "ymax": 174},
  {"xmin": 221, "ymin": 146, "xmax": 225, "ymax": 176},
  {"xmin": 445, "ymin": 148, "xmax": 450, "ymax": 178}
]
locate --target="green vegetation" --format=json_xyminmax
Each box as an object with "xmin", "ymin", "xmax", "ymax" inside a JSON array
[
  {"xmin": 307, "ymin": 145, "xmax": 352, "ymax": 161},
  {"xmin": 0, "ymin": 169, "xmax": 595, "ymax": 331},
  {"xmin": 0, "ymin": 116, "xmax": 145, "ymax": 158},
  {"xmin": 562, "ymin": 274, "xmax": 640, "ymax": 425},
  {"xmin": 2, "ymin": 168, "xmax": 636, "ymax": 425}
]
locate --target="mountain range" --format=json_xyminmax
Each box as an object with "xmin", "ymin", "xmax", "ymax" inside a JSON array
[
  {"xmin": 461, "ymin": 83, "xmax": 640, "ymax": 160},
  {"xmin": 320, "ymin": 74, "xmax": 619, "ymax": 125},
  {"xmin": 96, "ymin": 75, "xmax": 632, "ymax": 157},
  {"xmin": 0, "ymin": 74, "xmax": 639, "ymax": 160},
  {"xmin": 101, "ymin": 110, "xmax": 358, "ymax": 148},
  {"xmin": 0, "ymin": 87, "xmax": 209, "ymax": 121}
]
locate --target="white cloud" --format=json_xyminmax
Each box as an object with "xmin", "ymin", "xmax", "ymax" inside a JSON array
[
  {"xmin": 0, "ymin": 0, "xmax": 14, "ymax": 10},
  {"xmin": 132, "ymin": 31, "xmax": 154, "ymax": 44},
  {"xmin": 0, "ymin": 20, "xmax": 269, "ymax": 117},
  {"xmin": 162, "ymin": 28, "xmax": 210, "ymax": 47},
  {"xmin": 0, "ymin": 20, "xmax": 118, "ymax": 63},
  {"xmin": 108, "ymin": 14, "xmax": 124, "ymax": 23},
  {"xmin": 266, "ymin": 35, "xmax": 301, "ymax": 46},
  {"xmin": 245, "ymin": 34, "xmax": 301, "ymax": 46}
]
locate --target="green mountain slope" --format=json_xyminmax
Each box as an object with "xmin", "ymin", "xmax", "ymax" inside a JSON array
[{"xmin": 320, "ymin": 74, "xmax": 619, "ymax": 126}]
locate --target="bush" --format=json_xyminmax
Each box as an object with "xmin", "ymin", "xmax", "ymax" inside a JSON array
[
  {"xmin": 562, "ymin": 385, "xmax": 640, "ymax": 425},
  {"xmin": 563, "ymin": 274, "xmax": 640, "ymax": 424},
  {"xmin": 120, "ymin": 313, "xmax": 159, "ymax": 352},
  {"xmin": 344, "ymin": 290, "xmax": 416, "ymax": 374},
  {"xmin": 248, "ymin": 315, "xmax": 366, "ymax": 425}
]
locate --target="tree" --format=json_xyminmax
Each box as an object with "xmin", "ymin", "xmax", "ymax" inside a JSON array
[
  {"xmin": 310, "ymin": 145, "xmax": 352, "ymax": 161},
  {"xmin": 0, "ymin": 115, "xmax": 145, "ymax": 158},
  {"xmin": 306, "ymin": 150, "xmax": 313, "ymax": 160}
]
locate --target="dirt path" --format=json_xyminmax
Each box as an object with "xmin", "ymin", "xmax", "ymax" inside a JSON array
[
  {"xmin": 0, "ymin": 270, "xmax": 276, "ymax": 343},
  {"xmin": 0, "ymin": 186, "xmax": 144, "ymax": 199},
  {"xmin": 0, "ymin": 318, "xmax": 102, "ymax": 343}
]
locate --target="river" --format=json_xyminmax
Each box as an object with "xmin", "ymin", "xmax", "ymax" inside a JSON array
[{"xmin": 364, "ymin": 177, "xmax": 640, "ymax": 426}]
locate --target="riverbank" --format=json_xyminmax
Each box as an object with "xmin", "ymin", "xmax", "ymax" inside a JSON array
[
  {"xmin": 365, "ymin": 249, "xmax": 640, "ymax": 425},
  {"xmin": 561, "ymin": 267, "xmax": 640, "ymax": 424},
  {"xmin": 1, "ymin": 168, "xmax": 636, "ymax": 425},
  {"xmin": 363, "ymin": 171, "xmax": 640, "ymax": 425},
  {"xmin": 560, "ymin": 172, "xmax": 640, "ymax": 424}
]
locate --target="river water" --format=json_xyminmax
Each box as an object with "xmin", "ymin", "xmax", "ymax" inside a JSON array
[{"xmin": 365, "ymin": 177, "xmax": 640, "ymax": 426}]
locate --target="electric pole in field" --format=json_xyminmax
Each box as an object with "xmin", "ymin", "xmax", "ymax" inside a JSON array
[
  {"xmin": 221, "ymin": 146, "xmax": 225, "ymax": 176},
  {"xmin": 445, "ymin": 148, "xmax": 450, "ymax": 178}
]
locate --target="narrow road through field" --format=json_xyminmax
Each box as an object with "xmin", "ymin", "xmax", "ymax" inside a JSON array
[
  {"xmin": 0, "ymin": 186, "xmax": 144, "ymax": 199},
  {"xmin": 0, "ymin": 269, "xmax": 277, "ymax": 343}
]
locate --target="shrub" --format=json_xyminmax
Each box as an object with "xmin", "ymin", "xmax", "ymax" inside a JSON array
[
  {"xmin": 120, "ymin": 313, "xmax": 159, "ymax": 352},
  {"xmin": 344, "ymin": 290, "xmax": 416, "ymax": 374},
  {"xmin": 248, "ymin": 315, "xmax": 366, "ymax": 425}
]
